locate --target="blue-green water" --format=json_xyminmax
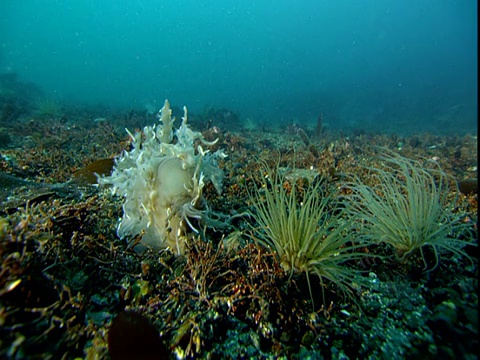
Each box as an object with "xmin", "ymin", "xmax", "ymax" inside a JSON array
[{"xmin": 1, "ymin": 0, "xmax": 477, "ymax": 133}]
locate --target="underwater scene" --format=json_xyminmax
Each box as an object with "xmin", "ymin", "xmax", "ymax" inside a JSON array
[{"xmin": 0, "ymin": 1, "xmax": 477, "ymax": 359}]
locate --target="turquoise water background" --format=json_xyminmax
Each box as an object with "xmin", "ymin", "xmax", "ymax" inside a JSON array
[{"xmin": 1, "ymin": 0, "xmax": 477, "ymax": 133}]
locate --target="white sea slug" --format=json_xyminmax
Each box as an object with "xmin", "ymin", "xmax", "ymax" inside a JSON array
[{"xmin": 98, "ymin": 100, "xmax": 226, "ymax": 255}]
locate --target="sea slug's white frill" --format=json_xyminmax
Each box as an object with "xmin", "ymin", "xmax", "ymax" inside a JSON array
[{"xmin": 98, "ymin": 100, "xmax": 226, "ymax": 255}]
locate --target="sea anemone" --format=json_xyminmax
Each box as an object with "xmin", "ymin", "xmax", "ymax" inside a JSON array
[
  {"xmin": 346, "ymin": 150, "xmax": 474, "ymax": 270},
  {"xmin": 248, "ymin": 166, "xmax": 370, "ymax": 308}
]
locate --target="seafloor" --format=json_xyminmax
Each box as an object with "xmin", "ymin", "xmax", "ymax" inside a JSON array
[{"xmin": 0, "ymin": 104, "xmax": 477, "ymax": 360}]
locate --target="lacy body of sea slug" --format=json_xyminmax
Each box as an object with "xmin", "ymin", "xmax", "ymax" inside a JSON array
[{"xmin": 98, "ymin": 100, "xmax": 227, "ymax": 255}]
